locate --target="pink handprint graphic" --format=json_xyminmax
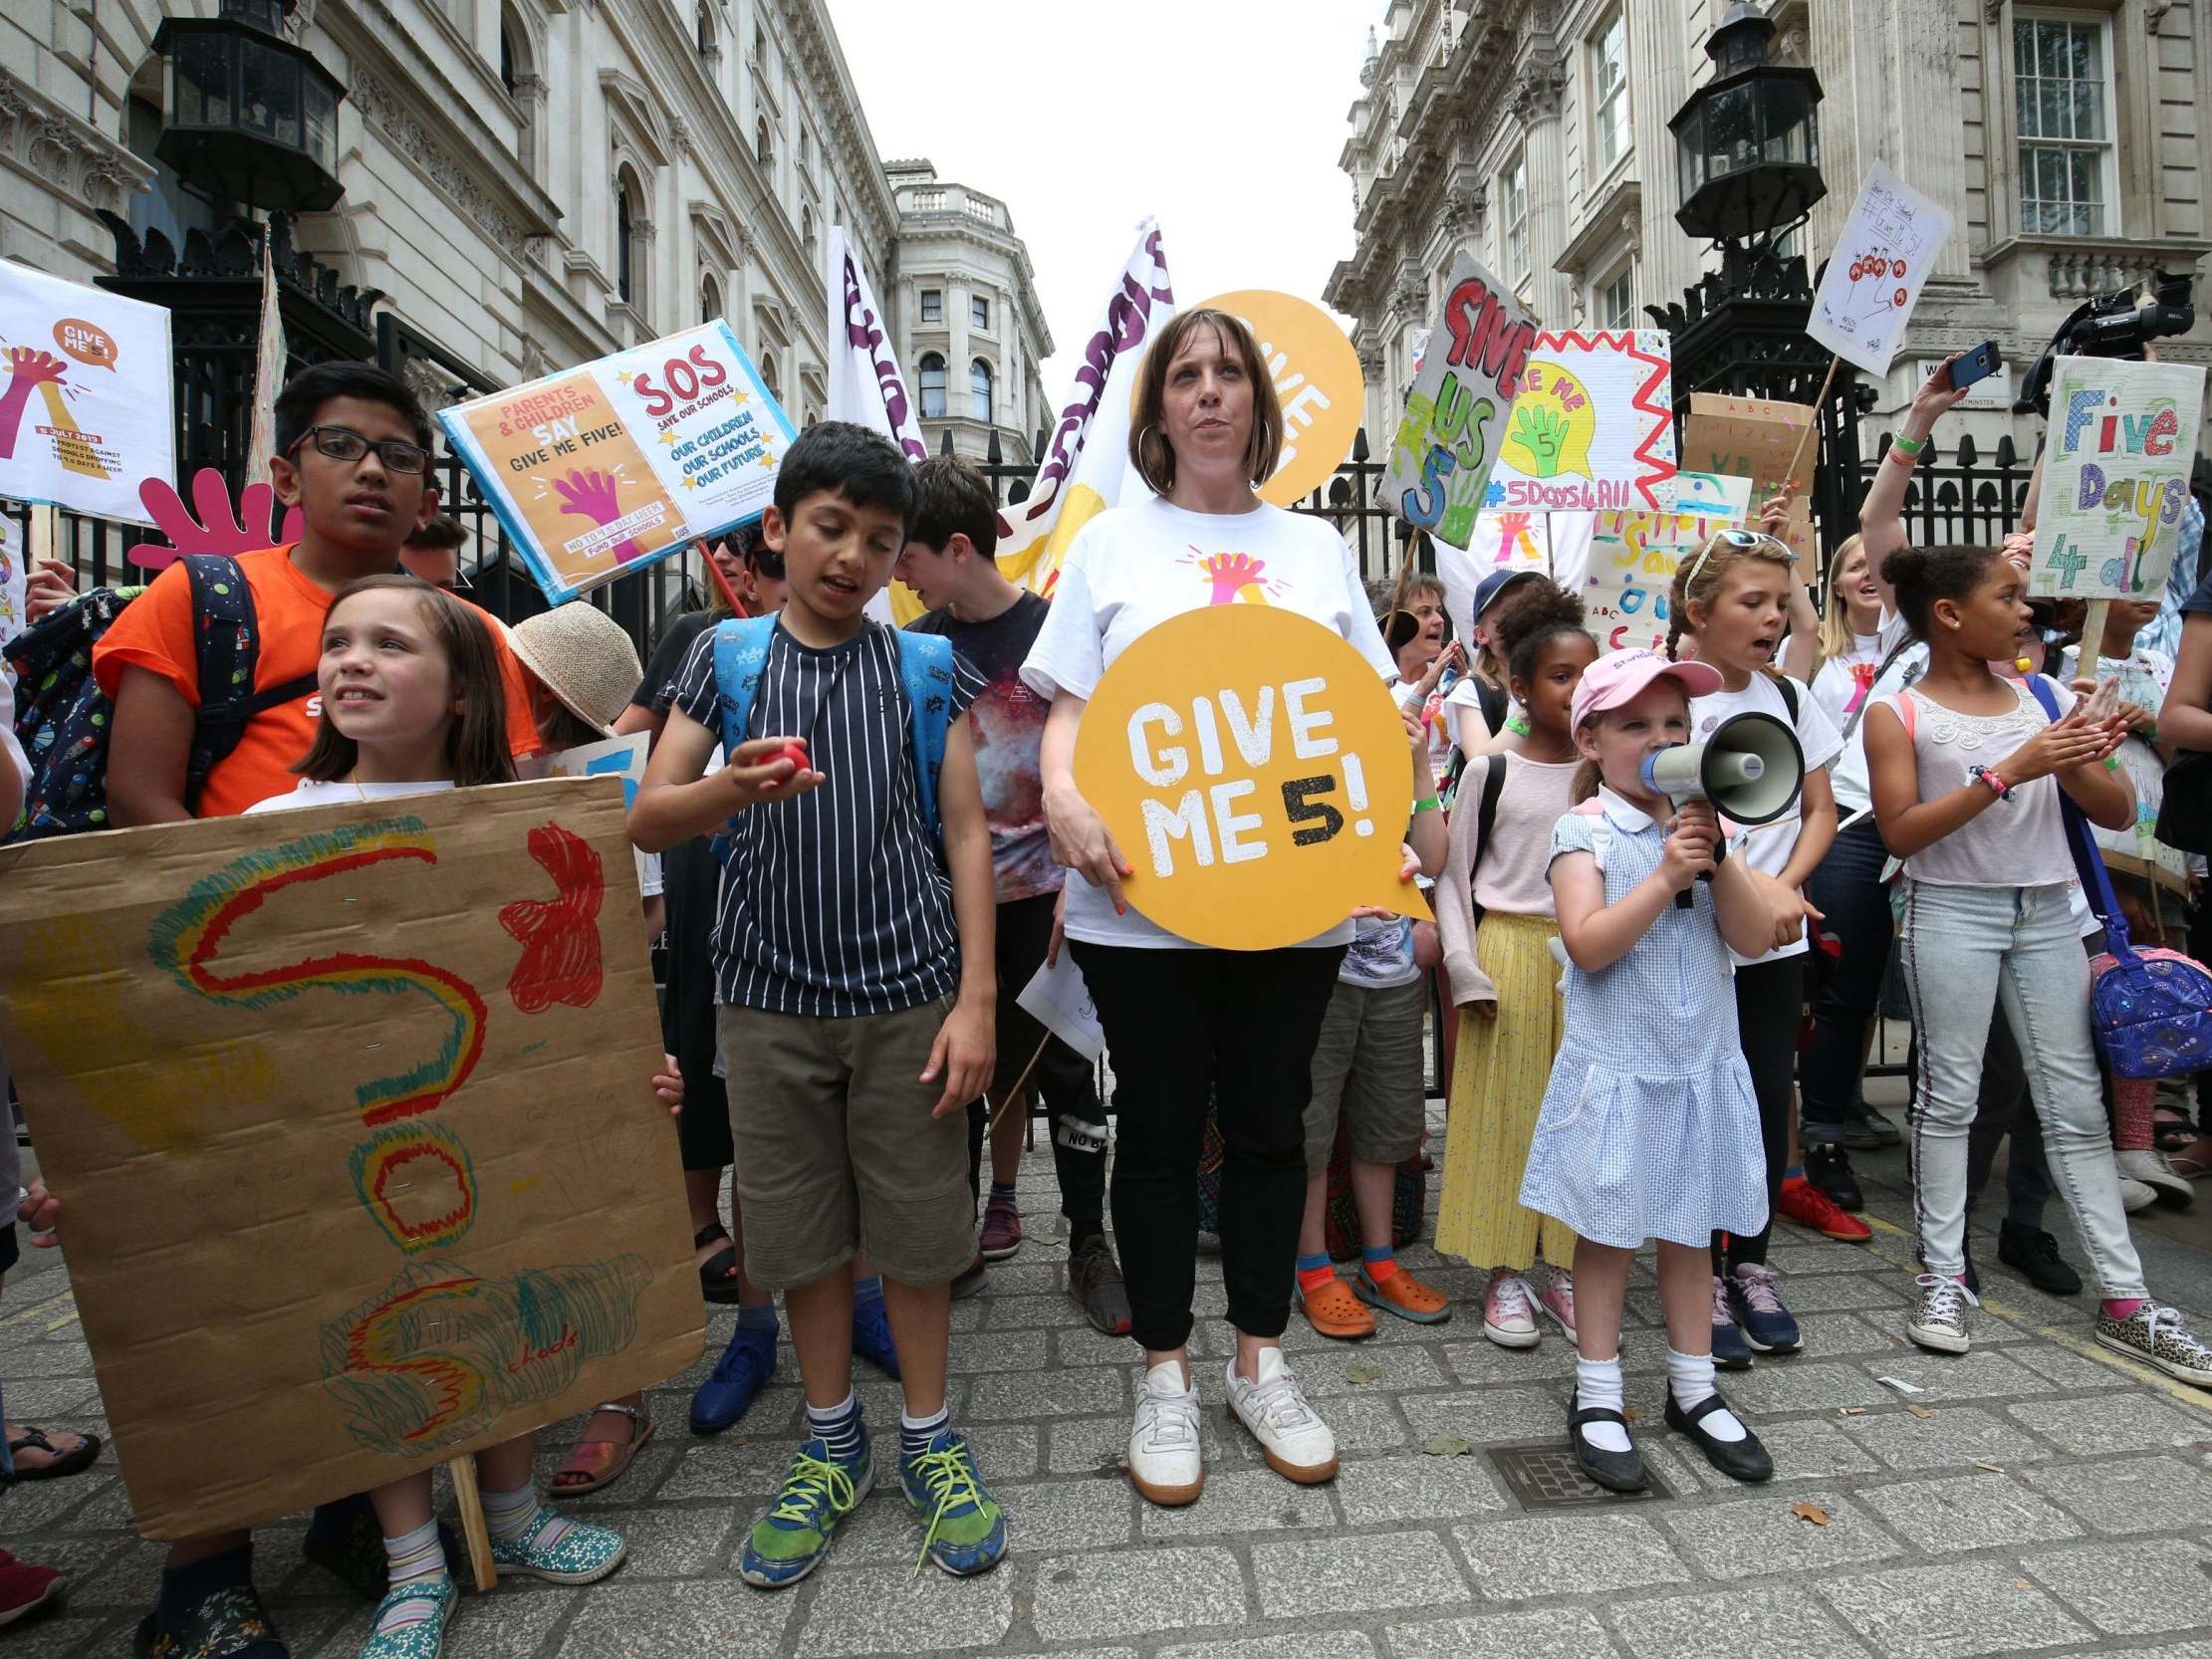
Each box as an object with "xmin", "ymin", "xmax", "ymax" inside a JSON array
[
  {"xmin": 0, "ymin": 349, "xmax": 71, "ymax": 461},
  {"xmin": 127, "ymin": 467, "xmax": 306, "ymax": 573},
  {"xmin": 1495, "ymin": 511, "xmax": 1540, "ymax": 567},
  {"xmin": 1195, "ymin": 550, "xmax": 1271, "ymax": 606},
  {"xmin": 552, "ymin": 467, "xmax": 645, "ymax": 564}
]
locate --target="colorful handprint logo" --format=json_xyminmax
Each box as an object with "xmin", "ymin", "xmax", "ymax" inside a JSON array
[
  {"xmin": 552, "ymin": 467, "xmax": 646, "ymax": 564},
  {"xmin": 0, "ymin": 347, "xmax": 110, "ymax": 481},
  {"xmin": 1498, "ymin": 360, "xmax": 1597, "ymax": 481},
  {"xmin": 1192, "ymin": 549, "xmax": 1276, "ymax": 606}
]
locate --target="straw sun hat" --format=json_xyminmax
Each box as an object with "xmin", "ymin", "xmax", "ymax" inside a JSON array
[{"xmin": 505, "ymin": 602, "xmax": 642, "ymax": 738}]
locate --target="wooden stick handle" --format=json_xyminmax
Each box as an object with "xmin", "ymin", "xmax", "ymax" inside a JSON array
[
  {"xmin": 986, "ymin": 1035, "xmax": 1053, "ymax": 1133},
  {"xmin": 2077, "ymin": 597, "xmax": 2111, "ymax": 684},
  {"xmin": 1783, "ymin": 356, "xmax": 1841, "ymax": 494},
  {"xmin": 446, "ymin": 1454, "xmax": 497, "ymax": 1593}
]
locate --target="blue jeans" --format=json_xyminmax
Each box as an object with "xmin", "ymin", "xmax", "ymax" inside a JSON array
[
  {"xmin": 1896, "ymin": 879, "xmax": 2145, "ymax": 1296},
  {"xmin": 1801, "ymin": 818, "xmax": 1892, "ymax": 1144}
]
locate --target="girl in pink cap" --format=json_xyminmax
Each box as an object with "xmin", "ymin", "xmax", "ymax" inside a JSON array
[{"xmin": 1523, "ymin": 649, "xmax": 1781, "ymax": 1494}]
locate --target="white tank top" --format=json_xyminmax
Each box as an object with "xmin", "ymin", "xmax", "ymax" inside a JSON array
[{"xmin": 1878, "ymin": 679, "xmax": 2079, "ymax": 889}]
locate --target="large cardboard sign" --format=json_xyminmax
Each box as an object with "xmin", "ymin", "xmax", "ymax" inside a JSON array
[
  {"xmin": 2028, "ymin": 356, "xmax": 2205, "ymax": 599},
  {"xmin": 1806, "ymin": 162, "xmax": 1954, "ymax": 378},
  {"xmin": 1381, "ymin": 252, "xmax": 1539, "ymax": 551},
  {"xmin": 440, "ymin": 322, "xmax": 797, "ymax": 606},
  {"xmin": 1585, "ymin": 474, "xmax": 1754, "ymax": 655},
  {"xmin": 1074, "ymin": 607, "xmax": 1429, "ymax": 951},
  {"xmin": 1485, "ymin": 330, "xmax": 1677, "ymax": 514},
  {"xmin": 1198, "ymin": 291, "xmax": 1365, "ymax": 508},
  {"xmin": 1679, "ymin": 394, "xmax": 1816, "ymax": 564},
  {"xmin": 0, "ymin": 780, "xmax": 700, "ymax": 1540},
  {"xmin": 0, "ymin": 259, "xmax": 174, "ymax": 525}
]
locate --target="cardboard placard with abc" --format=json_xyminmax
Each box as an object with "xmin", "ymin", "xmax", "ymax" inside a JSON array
[{"xmin": 1074, "ymin": 607, "xmax": 1429, "ymax": 951}]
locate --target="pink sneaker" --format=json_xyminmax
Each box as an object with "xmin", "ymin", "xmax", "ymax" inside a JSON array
[
  {"xmin": 1537, "ymin": 1271, "xmax": 1577, "ymax": 1340},
  {"xmin": 980, "ymin": 1195, "xmax": 1023, "ymax": 1261},
  {"xmin": 1482, "ymin": 1269, "xmax": 1540, "ymax": 1349}
]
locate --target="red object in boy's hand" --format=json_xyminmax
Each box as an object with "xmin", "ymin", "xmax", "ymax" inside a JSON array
[{"xmin": 768, "ymin": 740, "xmax": 812, "ymax": 775}]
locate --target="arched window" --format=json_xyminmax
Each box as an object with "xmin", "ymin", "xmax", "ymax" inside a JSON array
[
  {"xmin": 756, "ymin": 117, "xmax": 773, "ymax": 168},
  {"xmin": 696, "ymin": 1, "xmax": 715, "ymax": 54},
  {"xmin": 615, "ymin": 176, "xmax": 637, "ymax": 306},
  {"xmin": 801, "ymin": 205, "xmax": 816, "ymax": 257},
  {"xmin": 499, "ymin": 21, "xmax": 517, "ymax": 94},
  {"xmin": 917, "ymin": 353, "xmax": 947, "ymax": 419},
  {"xmin": 760, "ymin": 353, "xmax": 782, "ymax": 401},
  {"xmin": 700, "ymin": 274, "xmax": 721, "ymax": 327},
  {"xmin": 969, "ymin": 358, "xmax": 993, "ymax": 423}
]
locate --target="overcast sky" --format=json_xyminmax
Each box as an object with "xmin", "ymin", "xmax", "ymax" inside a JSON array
[{"xmin": 826, "ymin": 0, "xmax": 1379, "ymax": 411}]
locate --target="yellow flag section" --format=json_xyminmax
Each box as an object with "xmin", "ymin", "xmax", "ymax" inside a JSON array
[
  {"xmin": 1075, "ymin": 607, "xmax": 1429, "ymax": 951},
  {"xmin": 1195, "ymin": 291, "xmax": 1365, "ymax": 507}
]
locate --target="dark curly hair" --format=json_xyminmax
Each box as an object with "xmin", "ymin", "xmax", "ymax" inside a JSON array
[
  {"xmin": 1487, "ymin": 580, "xmax": 1589, "ymax": 690},
  {"xmin": 1882, "ymin": 543, "xmax": 2002, "ymax": 640}
]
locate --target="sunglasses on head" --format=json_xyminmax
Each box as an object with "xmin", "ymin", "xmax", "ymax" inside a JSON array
[{"xmin": 1681, "ymin": 527, "xmax": 1796, "ymax": 590}]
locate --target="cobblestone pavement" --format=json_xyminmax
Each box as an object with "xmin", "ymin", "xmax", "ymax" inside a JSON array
[{"xmin": 8, "ymin": 1106, "xmax": 2212, "ymax": 1659}]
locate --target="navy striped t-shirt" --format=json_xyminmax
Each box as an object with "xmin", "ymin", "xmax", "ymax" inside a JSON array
[{"xmin": 672, "ymin": 619, "xmax": 983, "ymax": 1017}]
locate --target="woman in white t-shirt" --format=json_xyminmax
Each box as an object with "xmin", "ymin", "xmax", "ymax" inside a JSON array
[
  {"xmin": 1800, "ymin": 537, "xmax": 1887, "ymax": 729},
  {"xmin": 1025, "ymin": 308, "xmax": 1397, "ymax": 1510}
]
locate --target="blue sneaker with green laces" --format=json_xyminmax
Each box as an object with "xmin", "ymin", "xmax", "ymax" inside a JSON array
[
  {"xmin": 900, "ymin": 1428, "xmax": 1006, "ymax": 1577},
  {"xmin": 738, "ymin": 1433, "xmax": 873, "ymax": 1588}
]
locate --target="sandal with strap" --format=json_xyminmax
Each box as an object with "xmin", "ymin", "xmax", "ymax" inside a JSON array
[
  {"xmin": 3, "ymin": 1425, "xmax": 99, "ymax": 1482},
  {"xmin": 2154, "ymin": 1106, "xmax": 2198, "ymax": 1154},
  {"xmin": 1566, "ymin": 1390, "xmax": 1645, "ymax": 1493},
  {"xmin": 696, "ymin": 1224, "xmax": 748, "ymax": 1304},
  {"xmin": 550, "ymin": 1403, "xmax": 654, "ymax": 1499}
]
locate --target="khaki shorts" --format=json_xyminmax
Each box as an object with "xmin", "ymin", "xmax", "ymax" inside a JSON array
[
  {"xmin": 718, "ymin": 997, "xmax": 975, "ymax": 1292},
  {"xmin": 1302, "ymin": 975, "xmax": 1428, "ymax": 1172}
]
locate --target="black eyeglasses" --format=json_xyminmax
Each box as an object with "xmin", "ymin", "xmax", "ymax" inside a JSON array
[{"xmin": 289, "ymin": 425, "xmax": 432, "ymax": 475}]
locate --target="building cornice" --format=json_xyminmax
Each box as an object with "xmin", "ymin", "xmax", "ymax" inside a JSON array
[{"xmin": 0, "ymin": 66, "xmax": 152, "ymax": 241}]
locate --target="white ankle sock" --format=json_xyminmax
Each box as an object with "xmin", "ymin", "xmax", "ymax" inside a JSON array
[
  {"xmin": 1574, "ymin": 1355, "xmax": 1632, "ymax": 1453},
  {"xmin": 1666, "ymin": 1347, "xmax": 1747, "ymax": 1442}
]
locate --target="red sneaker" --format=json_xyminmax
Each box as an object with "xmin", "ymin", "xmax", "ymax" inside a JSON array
[
  {"xmin": 0, "ymin": 1550, "xmax": 63, "ymax": 1627},
  {"xmin": 1779, "ymin": 1175, "xmax": 1871, "ymax": 1243}
]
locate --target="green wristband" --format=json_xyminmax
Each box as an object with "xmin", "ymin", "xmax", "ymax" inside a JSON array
[
  {"xmin": 1889, "ymin": 432, "xmax": 1926, "ymax": 456},
  {"xmin": 1414, "ymin": 796, "xmax": 1440, "ymax": 815}
]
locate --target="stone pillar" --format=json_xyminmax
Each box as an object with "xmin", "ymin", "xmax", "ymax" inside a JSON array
[
  {"xmin": 1515, "ymin": 59, "xmax": 1575, "ymax": 331},
  {"xmin": 1627, "ymin": 0, "xmax": 1699, "ymax": 311}
]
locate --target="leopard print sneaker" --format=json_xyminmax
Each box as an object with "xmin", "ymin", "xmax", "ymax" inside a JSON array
[{"xmin": 2095, "ymin": 1303, "xmax": 2212, "ymax": 1388}]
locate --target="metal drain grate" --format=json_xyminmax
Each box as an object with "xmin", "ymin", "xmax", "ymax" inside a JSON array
[{"xmin": 1488, "ymin": 1441, "xmax": 1672, "ymax": 1509}]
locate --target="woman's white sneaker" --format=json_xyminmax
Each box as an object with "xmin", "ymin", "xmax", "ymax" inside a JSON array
[
  {"xmin": 1225, "ymin": 1348, "xmax": 1339, "ymax": 1485},
  {"xmin": 1128, "ymin": 1359, "xmax": 1204, "ymax": 1507}
]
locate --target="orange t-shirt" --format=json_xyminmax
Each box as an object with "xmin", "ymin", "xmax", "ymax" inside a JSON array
[{"xmin": 92, "ymin": 546, "xmax": 543, "ymax": 820}]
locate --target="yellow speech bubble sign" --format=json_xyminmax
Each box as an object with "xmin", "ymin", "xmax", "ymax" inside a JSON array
[
  {"xmin": 1074, "ymin": 606, "xmax": 1429, "ymax": 951},
  {"xmin": 1498, "ymin": 358, "xmax": 1597, "ymax": 480},
  {"xmin": 1196, "ymin": 291, "xmax": 1365, "ymax": 509}
]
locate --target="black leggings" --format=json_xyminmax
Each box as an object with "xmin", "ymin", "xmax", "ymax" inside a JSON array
[
  {"xmin": 1716, "ymin": 955, "xmax": 1806, "ymax": 1271},
  {"xmin": 1071, "ymin": 940, "xmax": 1344, "ymax": 1352}
]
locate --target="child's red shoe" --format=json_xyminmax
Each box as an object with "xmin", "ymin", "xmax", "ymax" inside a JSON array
[
  {"xmin": 1778, "ymin": 1175, "xmax": 1871, "ymax": 1243},
  {"xmin": 0, "ymin": 1550, "xmax": 63, "ymax": 1628}
]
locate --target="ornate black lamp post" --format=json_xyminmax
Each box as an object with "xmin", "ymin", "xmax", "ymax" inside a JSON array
[{"xmin": 151, "ymin": 0, "xmax": 346, "ymax": 214}]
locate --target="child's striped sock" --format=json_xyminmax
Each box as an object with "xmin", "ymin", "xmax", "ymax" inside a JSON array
[
  {"xmin": 373, "ymin": 1520, "xmax": 447, "ymax": 1639},
  {"xmin": 1361, "ymin": 1244, "xmax": 1400, "ymax": 1284},
  {"xmin": 988, "ymin": 1180, "xmax": 1017, "ymax": 1205},
  {"xmin": 899, "ymin": 1405, "xmax": 950, "ymax": 1461},
  {"xmin": 1295, "ymin": 1251, "xmax": 1335, "ymax": 1297},
  {"xmin": 482, "ymin": 1482, "xmax": 571, "ymax": 1555},
  {"xmin": 807, "ymin": 1391, "xmax": 865, "ymax": 1464}
]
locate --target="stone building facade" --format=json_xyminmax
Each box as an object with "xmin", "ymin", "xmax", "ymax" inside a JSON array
[{"xmin": 1326, "ymin": 0, "xmax": 2212, "ymax": 456}]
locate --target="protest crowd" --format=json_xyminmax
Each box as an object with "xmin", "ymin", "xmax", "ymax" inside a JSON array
[{"xmin": 2, "ymin": 238, "xmax": 2211, "ymax": 1659}]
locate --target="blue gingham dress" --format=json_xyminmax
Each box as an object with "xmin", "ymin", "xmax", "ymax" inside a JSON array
[{"xmin": 1518, "ymin": 791, "xmax": 1769, "ymax": 1249}]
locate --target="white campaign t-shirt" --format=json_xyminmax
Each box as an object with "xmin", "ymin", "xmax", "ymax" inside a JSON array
[
  {"xmin": 1023, "ymin": 497, "xmax": 1397, "ymax": 951},
  {"xmin": 1689, "ymin": 671, "xmax": 1843, "ymax": 966},
  {"xmin": 1804, "ymin": 630, "xmax": 1887, "ymax": 729},
  {"xmin": 1828, "ymin": 610, "xmax": 1926, "ymax": 819}
]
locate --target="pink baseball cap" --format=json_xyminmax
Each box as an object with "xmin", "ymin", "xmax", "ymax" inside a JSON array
[{"xmin": 1570, "ymin": 648, "xmax": 1724, "ymax": 729}]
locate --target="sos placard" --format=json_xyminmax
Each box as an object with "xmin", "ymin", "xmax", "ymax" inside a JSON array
[
  {"xmin": 1074, "ymin": 607, "xmax": 1430, "ymax": 951},
  {"xmin": 440, "ymin": 321, "xmax": 796, "ymax": 604}
]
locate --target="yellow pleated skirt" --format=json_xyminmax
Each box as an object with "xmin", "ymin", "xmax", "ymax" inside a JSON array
[{"xmin": 1434, "ymin": 910, "xmax": 1580, "ymax": 1271}]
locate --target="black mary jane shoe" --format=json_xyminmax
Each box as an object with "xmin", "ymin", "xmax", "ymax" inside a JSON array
[
  {"xmin": 1665, "ymin": 1388, "xmax": 1773, "ymax": 1484},
  {"xmin": 1566, "ymin": 1389, "xmax": 1647, "ymax": 1493}
]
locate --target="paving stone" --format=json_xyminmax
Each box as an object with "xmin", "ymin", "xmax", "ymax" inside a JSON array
[
  {"xmin": 1770, "ymin": 1272, "xmax": 1910, "ymax": 1313},
  {"xmin": 991, "ymin": 1477, "xmax": 1139, "ymax": 1551},
  {"xmin": 1251, "ymin": 1531, "xmax": 1469, "ymax": 1618},
  {"xmin": 0, "ymin": 1342, "xmax": 96, "ymax": 1377},
  {"xmin": 965, "ymin": 1362, "xmax": 1123, "ymax": 1420},
  {"xmin": 1766, "ymin": 1241, "xmax": 1885, "ymax": 1277},
  {"xmin": 1287, "ymin": 1344, "xmax": 1447, "ymax": 1397},
  {"xmin": 2002, "ymin": 1340, "xmax": 2134, "ymax": 1390},
  {"xmin": 0, "ymin": 1375, "xmax": 102, "ymax": 1415},
  {"xmin": 1660, "ymin": 1487, "xmax": 1903, "ymax": 1578},
  {"xmin": 942, "ymin": 1328, "xmax": 1050, "ymax": 1374},
  {"xmin": 582, "ymin": 1503, "xmax": 740, "ymax": 1576},
  {"xmin": 1332, "ymin": 1450, "xmax": 1511, "ymax": 1525},
  {"xmin": 0, "ymin": 1465, "xmax": 119, "ymax": 1530},
  {"xmin": 555, "ymin": 1577, "xmax": 794, "ymax": 1658},
  {"xmin": 1397, "ymin": 1386, "xmax": 1564, "ymax": 1446},
  {"xmin": 2008, "ymin": 1391, "xmax": 2212, "ymax": 1455},
  {"xmin": 1030, "ymin": 1545, "xmax": 1249, "ymax": 1642},
  {"xmin": 1158, "ymin": 1630, "xmax": 1380, "ymax": 1659},
  {"xmin": 1720, "ymin": 1360, "xmax": 1897, "ymax": 1415},
  {"xmin": 1057, "ymin": 1322, "xmax": 1146, "ymax": 1367},
  {"xmin": 29, "ymin": 1615, "xmax": 128, "ymax": 1659},
  {"xmin": 2022, "ymin": 1536, "xmax": 2212, "ymax": 1635},
  {"xmin": 1853, "ymin": 1346, "xmax": 2056, "ymax": 1401},
  {"xmin": 794, "ymin": 1558, "xmax": 1015, "ymax": 1655},
  {"xmin": 1139, "ymin": 1467, "xmax": 1338, "ymax": 1539},
  {"xmin": 1607, "ymin": 1583, "xmax": 1866, "ymax": 1659},
  {"xmin": 1439, "ymin": 1337, "xmax": 1580, "ymax": 1386},
  {"xmin": 1852, "ymin": 1472, "xmax": 2083, "ymax": 1553},
  {"xmin": 959, "ymin": 1420, "xmax": 1042, "ymax": 1483},
  {"xmin": 2019, "ymin": 1452, "xmax": 2212, "ymax": 1534},
  {"xmin": 1788, "ymin": 1312, "xmax": 1906, "ymax": 1359},
  {"xmin": 1816, "ymin": 1560, "xmax": 2087, "ymax": 1659},
  {"xmin": 1385, "ymin": 1607, "xmax": 1619, "ymax": 1659},
  {"xmin": 1735, "ymin": 1416, "xmax": 1884, "ymax": 1479},
  {"xmin": 1837, "ymin": 1404, "xmax": 2050, "ymax": 1470},
  {"xmin": 1045, "ymin": 1408, "xmax": 1259, "ymax": 1477},
  {"xmin": 1452, "ymin": 1512, "xmax": 1690, "ymax": 1599},
  {"xmin": 656, "ymin": 1437, "xmax": 810, "ymax": 1501},
  {"xmin": 985, "ymin": 1293, "xmax": 1089, "ymax": 1329},
  {"xmin": 1315, "ymin": 1391, "xmax": 1412, "ymax": 1452}
]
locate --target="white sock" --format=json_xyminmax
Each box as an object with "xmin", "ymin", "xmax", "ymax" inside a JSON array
[
  {"xmin": 1666, "ymin": 1346, "xmax": 1747, "ymax": 1442},
  {"xmin": 1574, "ymin": 1355, "xmax": 1632, "ymax": 1454}
]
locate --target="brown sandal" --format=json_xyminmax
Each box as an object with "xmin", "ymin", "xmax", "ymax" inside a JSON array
[{"xmin": 549, "ymin": 1403, "xmax": 653, "ymax": 1499}]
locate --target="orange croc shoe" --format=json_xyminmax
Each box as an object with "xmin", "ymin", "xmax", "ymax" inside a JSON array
[
  {"xmin": 1354, "ymin": 1266, "xmax": 1453, "ymax": 1324},
  {"xmin": 1299, "ymin": 1273, "xmax": 1377, "ymax": 1340}
]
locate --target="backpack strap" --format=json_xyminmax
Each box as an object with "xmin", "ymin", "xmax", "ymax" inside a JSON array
[
  {"xmin": 1776, "ymin": 674, "xmax": 1800, "ymax": 722},
  {"xmin": 1841, "ymin": 634, "xmax": 1922, "ymax": 740},
  {"xmin": 1475, "ymin": 675, "xmax": 1507, "ymax": 737},
  {"xmin": 890, "ymin": 627, "xmax": 956, "ymax": 846},
  {"xmin": 2024, "ymin": 673, "xmax": 2132, "ymax": 954},
  {"xmin": 709, "ymin": 613, "xmax": 779, "ymax": 759},
  {"xmin": 181, "ymin": 555, "xmax": 313, "ymax": 811}
]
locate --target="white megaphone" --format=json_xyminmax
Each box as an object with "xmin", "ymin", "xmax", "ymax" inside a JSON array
[{"xmin": 1638, "ymin": 709, "xmax": 1806, "ymax": 827}]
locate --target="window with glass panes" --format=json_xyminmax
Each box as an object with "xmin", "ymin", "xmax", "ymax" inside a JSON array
[
  {"xmin": 918, "ymin": 354, "xmax": 946, "ymax": 418},
  {"xmin": 1593, "ymin": 11, "xmax": 1628, "ymax": 173},
  {"xmin": 1597, "ymin": 265, "xmax": 1634, "ymax": 331},
  {"xmin": 2015, "ymin": 13, "xmax": 2112, "ymax": 236},
  {"xmin": 920, "ymin": 289, "xmax": 942, "ymax": 323},
  {"xmin": 1504, "ymin": 153, "xmax": 1529, "ymax": 278}
]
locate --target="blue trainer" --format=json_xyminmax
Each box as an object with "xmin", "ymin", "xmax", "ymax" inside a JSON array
[
  {"xmin": 1727, "ymin": 1263, "xmax": 1802, "ymax": 1354},
  {"xmin": 1711, "ymin": 1275, "xmax": 1756, "ymax": 1370},
  {"xmin": 739, "ymin": 1433, "xmax": 873, "ymax": 1588},
  {"xmin": 853, "ymin": 1297, "xmax": 901, "ymax": 1380},
  {"xmin": 690, "ymin": 1329, "xmax": 776, "ymax": 1435},
  {"xmin": 899, "ymin": 1428, "xmax": 1006, "ymax": 1577}
]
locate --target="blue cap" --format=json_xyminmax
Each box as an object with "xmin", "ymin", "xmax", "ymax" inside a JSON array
[{"xmin": 1472, "ymin": 568, "xmax": 1544, "ymax": 620}]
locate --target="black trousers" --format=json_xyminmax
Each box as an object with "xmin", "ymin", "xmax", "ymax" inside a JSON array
[
  {"xmin": 1071, "ymin": 940, "xmax": 1345, "ymax": 1352},
  {"xmin": 1717, "ymin": 955, "xmax": 1805, "ymax": 1271},
  {"xmin": 965, "ymin": 892, "xmax": 1109, "ymax": 1238},
  {"xmin": 661, "ymin": 835, "xmax": 733, "ymax": 1172}
]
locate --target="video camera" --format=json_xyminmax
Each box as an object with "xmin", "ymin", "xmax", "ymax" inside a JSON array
[{"xmin": 2015, "ymin": 270, "xmax": 2196, "ymax": 417}]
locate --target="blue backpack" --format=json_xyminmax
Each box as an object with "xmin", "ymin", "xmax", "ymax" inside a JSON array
[
  {"xmin": 2030, "ymin": 675, "xmax": 2212, "ymax": 1079},
  {"xmin": 706, "ymin": 614, "xmax": 956, "ymax": 862}
]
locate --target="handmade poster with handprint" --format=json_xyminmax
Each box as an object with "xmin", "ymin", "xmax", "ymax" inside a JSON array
[
  {"xmin": 0, "ymin": 778, "xmax": 701, "ymax": 1540},
  {"xmin": 0, "ymin": 259, "xmax": 174, "ymax": 524},
  {"xmin": 1585, "ymin": 473, "xmax": 1754, "ymax": 655},
  {"xmin": 441, "ymin": 320, "xmax": 796, "ymax": 604},
  {"xmin": 1806, "ymin": 161, "xmax": 1953, "ymax": 378},
  {"xmin": 1484, "ymin": 331, "xmax": 1677, "ymax": 516}
]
